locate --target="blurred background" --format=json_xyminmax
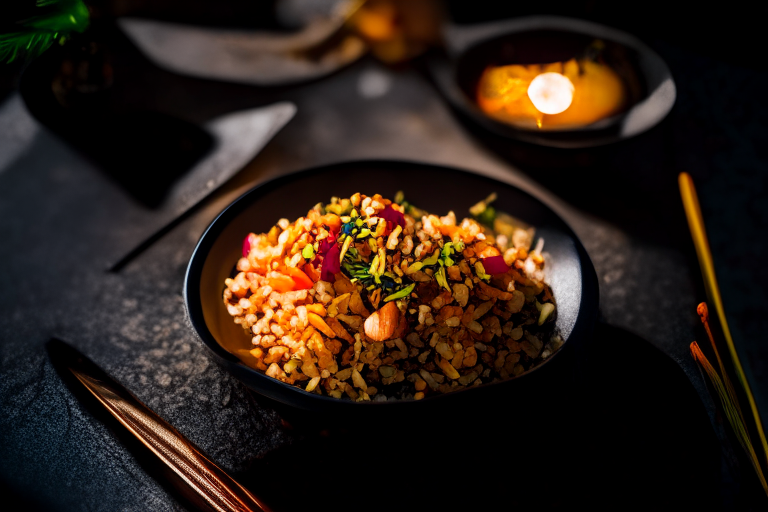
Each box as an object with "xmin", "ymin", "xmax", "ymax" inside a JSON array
[{"xmin": 2, "ymin": 0, "xmax": 766, "ymax": 102}]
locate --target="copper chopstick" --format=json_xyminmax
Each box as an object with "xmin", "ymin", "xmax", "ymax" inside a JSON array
[{"xmin": 48, "ymin": 338, "xmax": 271, "ymax": 512}]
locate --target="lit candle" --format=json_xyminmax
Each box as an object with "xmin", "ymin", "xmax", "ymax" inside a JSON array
[
  {"xmin": 476, "ymin": 56, "xmax": 627, "ymax": 130},
  {"xmin": 527, "ymin": 72, "xmax": 574, "ymax": 115}
]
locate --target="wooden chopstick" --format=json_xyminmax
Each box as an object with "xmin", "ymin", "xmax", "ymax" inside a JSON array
[{"xmin": 678, "ymin": 172, "xmax": 768, "ymax": 466}]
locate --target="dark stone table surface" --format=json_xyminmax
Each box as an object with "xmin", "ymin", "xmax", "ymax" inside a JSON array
[{"xmin": 1, "ymin": 9, "xmax": 766, "ymax": 512}]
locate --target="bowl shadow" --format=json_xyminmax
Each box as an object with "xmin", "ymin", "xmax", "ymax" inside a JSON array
[{"xmin": 239, "ymin": 322, "xmax": 724, "ymax": 511}]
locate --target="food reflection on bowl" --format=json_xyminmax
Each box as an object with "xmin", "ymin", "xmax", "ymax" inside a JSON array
[{"xmin": 184, "ymin": 161, "xmax": 599, "ymax": 417}]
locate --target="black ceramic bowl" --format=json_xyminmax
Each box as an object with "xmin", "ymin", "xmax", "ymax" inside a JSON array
[
  {"xmin": 184, "ymin": 160, "xmax": 598, "ymax": 423},
  {"xmin": 428, "ymin": 16, "xmax": 676, "ymax": 148}
]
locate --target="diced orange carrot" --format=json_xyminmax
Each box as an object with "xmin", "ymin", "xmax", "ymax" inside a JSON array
[
  {"xmin": 304, "ymin": 262, "xmax": 321, "ymax": 283},
  {"xmin": 285, "ymin": 267, "xmax": 313, "ymax": 290},
  {"xmin": 319, "ymin": 213, "xmax": 341, "ymax": 233},
  {"xmin": 477, "ymin": 245, "xmax": 501, "ymax": 258},
  {"xmin": 439, "ymin": 224, "xmax": 460, "ymax": 237},
  {"xmin": 267, "ymin": 274, "xmax": 295, "ymax": 293}
]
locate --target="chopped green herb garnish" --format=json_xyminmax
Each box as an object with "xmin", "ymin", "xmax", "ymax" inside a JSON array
[
  {"xmin": 440, "ymin": 241, "xmax": 463, "ymax": 267},
  {"xmin": 394, "ymin": 190, "xmax": 428, "ymax": 218},
  {"xmin": 435, "ymin": 266, "xmax": 451, "ymax": 291},
  {"xmin": 469, "ymin": 192, "xmax": 498, "ymax": 227},
  {"xmin": 421, "ymin": 250, "xmax": 440, "ymax": 267},
  {"xmin": 339, "ymin": 236, "xmax": 353, "ymax": 262},
  {"xmin": 474, "ymin": 261, "xmax": 491, "ymax": 281},
  {"xmin": 384, "ymin": 283, "xmax": 415, "ymax": 302},
  {"xmin": 369, "ymin": 254, "xmax": 380, "ymax": 275},
  {"xmin": 405, "ymin": 261, "xmax": 424, "ymax": 274},
  {"xmin": 341, "ymin": 243, "xmax": 410, "ymax": 296},
  {"xmin": 325, "ymin": 198, "xmax": 353, "ymax": 216},
  {"xmin": 475, "ymin": 205, "xmax": 496, "ymax": 227}
]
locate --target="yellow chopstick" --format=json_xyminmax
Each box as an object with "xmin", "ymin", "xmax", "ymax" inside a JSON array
[{"xmin": 679, "ymin": 172, "xmax": 768, "ymax": 467}]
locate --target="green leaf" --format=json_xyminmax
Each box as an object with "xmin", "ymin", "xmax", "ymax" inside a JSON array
[
  {"xmin": 1, "ymin": 0, "xmax": 89, "ymax": 64},
  {"xmin": 27, "ymin": 1, "xmax": 89, "ymax": 33},
  {"xmin": 0, "ymin": 32, "xmax": 53, "ymax": 63}
]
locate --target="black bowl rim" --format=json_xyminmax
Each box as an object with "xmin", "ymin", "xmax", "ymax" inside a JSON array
[{"xmin": 184, "ymin": 159, "xmax": 599, "ymax": 411}]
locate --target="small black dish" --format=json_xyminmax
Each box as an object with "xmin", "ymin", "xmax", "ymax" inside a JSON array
[
  {"xmin": 427, "ymin": 16, "xmax": 676, "ymax": 148},
  {"xmin": 184, "ymin": 160, "xmax": 599, "ymax": 426},
  {"xmin": 18, "ymin": 21, "xmax": 214, "ymax": 208}
]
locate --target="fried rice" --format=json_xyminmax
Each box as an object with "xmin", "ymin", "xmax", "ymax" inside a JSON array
[{"xmin": 223, "ymin": 192, "xmax": 560, "ymax": 401}]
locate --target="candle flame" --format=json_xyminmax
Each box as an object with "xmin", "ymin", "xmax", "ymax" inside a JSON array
[{"xmin": 527, "ymin": 72, "xmax": 574, "ymax": 115}]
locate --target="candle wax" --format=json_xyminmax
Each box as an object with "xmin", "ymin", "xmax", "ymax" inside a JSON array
[{"xmin": 476, "ymin": 58, "xmax": 627, "ymax": 130}]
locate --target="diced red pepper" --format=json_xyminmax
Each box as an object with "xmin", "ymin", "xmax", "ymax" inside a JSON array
[
  {"xmin": 317, "ymin": 233, "xmax": 337, "ymax": 255},
  {"xmin": 242, "ymin": 233, "xmax": 253, "ymax": 257},
  {"xmin": 378, "ymin": 205, "xmax": 405, "ymax": 229},
  {"xmin": 320, "ymin": 243, "xmax": 341, "ymax": 282},
  {"xmin": 481, "ymin": 255, "xmax": 510, "ymax": 274}
]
